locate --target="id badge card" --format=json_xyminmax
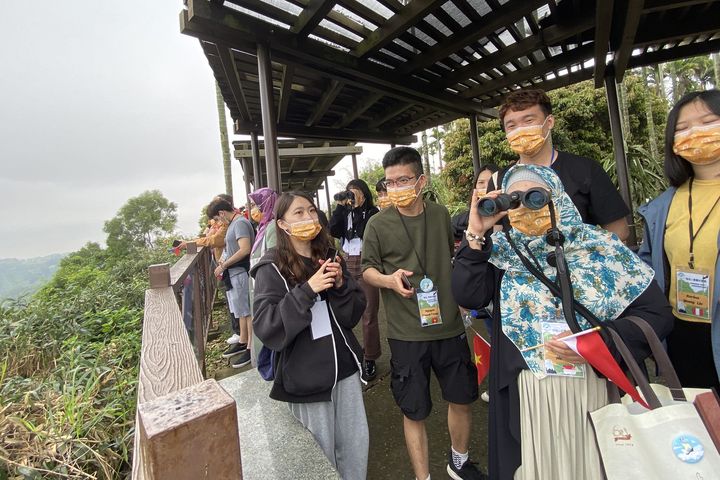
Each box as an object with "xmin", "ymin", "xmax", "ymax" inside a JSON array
[
  {"xmin": 676, "ymin": 267, "xmax": 712, "ymax": 321},
  {"xmin": 417, "ymin": 276, "xmax": 443, "ymax": 327},
  {"xmin": 540, "ymin": 315, "xmax": 585, "ymax": 378},
  {"xmin": 310, "ymin": 297, "xmax": 332, "ymax": 340}
]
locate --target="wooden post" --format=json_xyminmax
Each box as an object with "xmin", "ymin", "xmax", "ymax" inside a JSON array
[
  {"xmin": 469, "ymin": 115, "xmax": 481, "ymax": 177},
  {"xmin": 242, "ymin": 156, "xmax": 253, "ymax": 215},
  {"xmin": 250, "ymin": 131, "xmax": 263, "ymax": 189},
  {"xmin": 149, "ymin": 264, "xmax": 171, "ymax": 289},
  {"xmin": 186, "ymin": 242, "xmax": 198, "ymax": 255},
  {"xmin": 351, "ymin": 153, "xmax": 359, "ymax": 179},
  {"xmin": 138, "ymin": 379, "xmax": 242, "ymax": 480},
  {"xmin": 325, "ymin": 177, "xmax": 332, "ymax": 218},
  {"xmin": 604, "ymin": 74, "xmax": 638, "ymax": 246},
  {"xmin": 257, "ymin": 44, "xmax": 281, "ymax": 192},
  {"xmin": 192, "ymin": 264, "xmax": 206, "ymax": 376}
]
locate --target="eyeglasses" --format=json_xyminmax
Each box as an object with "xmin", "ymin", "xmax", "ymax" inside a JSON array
[{"xmin": 384, "ymin": 176, "xmax": 417, "ymax": 188}]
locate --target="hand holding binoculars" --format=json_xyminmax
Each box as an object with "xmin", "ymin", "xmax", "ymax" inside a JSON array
[{"xmin": 477, "ymin": 187, "xmax": 551, "ymax": 217}]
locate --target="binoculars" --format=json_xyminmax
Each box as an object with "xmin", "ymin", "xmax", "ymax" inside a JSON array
[
  {"xmin": 334, "ymin": 190, "xmax": 355, "ymax": 202},
  {"xmin": 477, "ymin": 187, "xmax": 551, "ymax": 216}
]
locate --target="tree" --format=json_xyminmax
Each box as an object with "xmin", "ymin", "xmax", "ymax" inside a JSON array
[
  {"xmin": 104, "ymin": 190, "xmax": 177, "ymax": 254},
  {"xmin": 358, "ymin": 161, "xmax": 386, "ymax": 200},
  {"xmin": 216, "ymin": 82, "xmax": 233, "ymax": 197}
]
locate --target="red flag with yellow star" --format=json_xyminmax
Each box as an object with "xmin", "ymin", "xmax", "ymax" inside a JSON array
[{"xmin": 473, "ymin": 333, "xmax": 491, "ymax": 384}]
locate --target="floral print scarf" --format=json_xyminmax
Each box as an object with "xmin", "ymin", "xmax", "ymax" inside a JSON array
[{"xmin": 489, "ymin": 164, "xmax": 654, "ymax": 377}]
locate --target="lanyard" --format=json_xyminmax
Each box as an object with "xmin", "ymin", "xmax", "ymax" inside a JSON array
[
  {"xmin": 687, "ymin": 177, "xmax": 720, "ymax": 269},
  {"xmin": 397, "ymin": 205, "xmax": 428, "ymax": 277}
]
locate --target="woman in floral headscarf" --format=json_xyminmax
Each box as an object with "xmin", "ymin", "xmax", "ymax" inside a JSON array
[{"xmin": 452, "ymin": 164, "xmax": 673, "ymax": 480}]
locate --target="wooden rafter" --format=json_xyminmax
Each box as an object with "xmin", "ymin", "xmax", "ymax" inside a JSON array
[
  {"xmin": 333, "ymin": 92, "xmax": 384, "ymax": 128},
  {"xmin": 305, "ymin": 79, "xmax": 344, "ymax": 126},
  {"xmin": 353, "ymin": 0, "xmax": 445, "ymax": 58},
  {"xmin": 278, "ymin": 64, "xmax": 295, "ymax": 122},
  {"xmin": 292, "ymin": 0, "xmax": 337, "ymax": 38},
  {"xmin": 234, "ymin": 119, "xmax": 416, "ymax": 144},
  {"xmin": 234, "ymin": 145, "xmax": 362, "ymax": 158},
  {"xmin": 613, "ymin": 0, "xmax": 645, "ymax": 81},
  {"xmin": 396, "ymin": 0, "xmax": 547, "ymax": 75},
  {"xmin": 365, "ymin": 102, "xmax": 413, "ymax": 129},
  {"xmin": 216, "ymin": 45, "xmax": 252, "ymax": 121},
  {"xmin": 594, "ymin": 0, "xmax": 614, "ymax": 87},
  {"xmin": 627, "ymin": 37, "xmax": 720, "ymax": 68},
  {"xmin": 461, "ymin": 44, "xmax": 595, "ymax": 99}
]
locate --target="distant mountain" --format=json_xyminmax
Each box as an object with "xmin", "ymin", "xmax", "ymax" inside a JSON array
[{"xmin": 0, "ymin": 254, "xmax": 66, "ymax": 301}]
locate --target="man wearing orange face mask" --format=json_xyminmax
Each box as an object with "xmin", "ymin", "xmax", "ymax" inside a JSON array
[
  {"xmin": 362, "ymin": 147, "xmax": 482, "ymax": 480},
  {"xmin": 490, "ymin": 89, "xmax": 631, "ymax": 243}
]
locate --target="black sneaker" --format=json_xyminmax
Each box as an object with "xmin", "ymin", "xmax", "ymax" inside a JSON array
[
  {"xmin": 447, "ymin": 450, "xmax": 487, "ymax": 480},
  {"xmin": 231, "ymin": 350, "xmax": 251, "ymax": 368},
  {"xmin": 363, "ymin": 360, "xmax": 377, "ymax": 381},
  {"xmin": 222, "ymin": 343, "xmax": 247, "ymax": 359}
]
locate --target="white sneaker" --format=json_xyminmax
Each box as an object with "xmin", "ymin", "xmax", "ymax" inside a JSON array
[
  {"xmin": 481, "ymin": 391, "xmax": 489, "ymax": 403},
  {"xmin": 226, "ymin": 333, "xmax": 241, "ymax": 344}
]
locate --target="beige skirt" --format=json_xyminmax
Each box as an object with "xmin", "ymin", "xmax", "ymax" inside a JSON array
[{"xmin": 515, "ymin": 368, "xmax": 608, "ymax": 480}]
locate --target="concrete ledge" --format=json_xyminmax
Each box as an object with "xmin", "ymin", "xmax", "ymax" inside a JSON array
[{"xmin": 220, "ymin": 371, "xmax": 340, "ymax": 480}]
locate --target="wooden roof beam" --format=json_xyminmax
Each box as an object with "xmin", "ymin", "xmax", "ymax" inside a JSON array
[
  {"xmin": 353, "ymin": 0, "xmax": 446, "ymax": 58},
  {"xmin": 292, "ymin": 0, "xmax": 337, "ymax": 38},
  {"xmin": 440, "ymin": 16, "xmax": 594, "ymax": 88},
  {"xmin": 216, "ymin": 45, "xmax": 252, "ymax": 121},
  {"xmin": 642, "ymin": 0, "xmax": 718, "ymax": 13},
  {"xmin": 627, "ymin": 37, "xmax": 720, "ymax": 68},
  {"xmin": 365, "ymin": 102, "xmax": 413, "ymax": 129},
  {"xmin": 278, "ymin": 64, "xmax": 295, "ymax": 122},
  {"xmin": 461, "ymin": 44, "xmax": 595, "ymax": 99},
  {"xmin": 234, "ymin": 145, "xmax": 362, "ymax": 158},
  {"xmin": 633, "ymin": 7, "xmax": 720, "ymax": 46},
  {"xmin": 396, "ymin": 0, "xmax": 547, "ymax": 75},
  {"xmin": 333, "ymin": 92, "xmax": 384, "ymax": 128},
  {"xmin": 182, "ymin": 1, "xmax": 483, "ymax": 115},
  {"xmin": 593, "ymin": 0, "xmax": 614, "ymax": 87},
  {"xmin": 612, "ymin": 0, "xmax": 645, "ymax": 82},
  {"xmin": 234, "ymin": 119, "xmax": 416, "ymax": 144},
  {"xmin": 305, "ymin": 79, "xmax": 344, "ymax": 126}
]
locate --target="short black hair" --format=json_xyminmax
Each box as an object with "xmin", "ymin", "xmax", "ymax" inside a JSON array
[
  {"xmin": 375, "ymin": 178, "xmax": 387, "ymax": 193},
  {"xmin": 346, "ymin": 179, "xmax": 375, "ymax": 208},
  {"xmin": 664, "ymin": 89, "xmax": 720, "ymax": 187},
  {"xmin": 382, "ymin": 146, "xmax": 424, "ymax": 176},
  {"xmin": 216, "ymin": 193, "xmax": 234, "ymax": 206},
  {"xmin": 207, "ymin": 198, "xmax": 234, "ymax": 218}
]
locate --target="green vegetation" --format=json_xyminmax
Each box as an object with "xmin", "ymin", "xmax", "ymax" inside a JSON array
[
  {"xmin": 0, "ymin": 255, "xmax": 66, "ymax": 301},
  {"xmin": 0, "ymin": 192, "xmax": 179, "ymax": 479}
]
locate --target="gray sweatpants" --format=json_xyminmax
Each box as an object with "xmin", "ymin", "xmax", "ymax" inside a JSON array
[{"xmin": 289, "ymin": 373, "xmax": 369, "ymax": 480}]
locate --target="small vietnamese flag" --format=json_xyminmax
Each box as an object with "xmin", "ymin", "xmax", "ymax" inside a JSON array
[
  {"xmin": 473, "ymin": 333, "xmax": 491, "ymax": 384},
  {"xmin": 559, "ymin": 328, "xmax": 650, "ymax": 409}
]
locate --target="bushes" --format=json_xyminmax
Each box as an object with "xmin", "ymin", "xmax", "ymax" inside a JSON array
[{"xmin": 0, "ymin": 243, "xmax": 175, "ymax": 479}]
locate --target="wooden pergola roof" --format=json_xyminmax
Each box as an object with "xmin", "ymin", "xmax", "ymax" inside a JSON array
[
  {"xmin": 233, "ymin": 139, "xmax": 361, "ymax": 190},
  {"xmin": 181, "ymin": 0, "xmax": 720, "ymax": 145}
]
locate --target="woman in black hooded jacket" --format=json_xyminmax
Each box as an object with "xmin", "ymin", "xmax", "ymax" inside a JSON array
[{"xmin": 251, "ymin": 191, "xmax": 368, "ymax": 480}]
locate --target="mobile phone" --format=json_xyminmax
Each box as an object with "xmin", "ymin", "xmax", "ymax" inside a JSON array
[
  {"xmin": 400, "ymin": 273, "xmax": 412, "ymax": 289},
  {"xmin": 326, "ymin": 248, "xmax": 338, "ymax": 262},
  {"xmin": 172, "ymin": 239, "xmax": 182, "ymax": 247}
]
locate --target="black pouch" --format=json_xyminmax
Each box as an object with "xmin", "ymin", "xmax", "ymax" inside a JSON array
[{"xmin": 221, "ymin": 268, "xmax": 233, "ymax": 291}]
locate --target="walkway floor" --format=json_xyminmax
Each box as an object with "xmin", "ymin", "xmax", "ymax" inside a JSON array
[{"xmin": 208, "ymin": 301, "xmax": 490, "ymax": 479}]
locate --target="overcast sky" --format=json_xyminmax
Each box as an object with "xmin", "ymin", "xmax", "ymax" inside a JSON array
[{"xmin": 0, "ymin": 0, "xmax": 396, "ymax": 260}]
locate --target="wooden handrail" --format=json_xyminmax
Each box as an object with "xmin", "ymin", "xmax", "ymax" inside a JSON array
[{"xmin": 131, "ymin": 244, "xmax": 242, "ymax": 479}]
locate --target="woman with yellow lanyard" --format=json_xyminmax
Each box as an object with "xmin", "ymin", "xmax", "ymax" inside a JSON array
[{"xmin": 639, "ymin": 89, "xmax": 720, "ymax": 391}]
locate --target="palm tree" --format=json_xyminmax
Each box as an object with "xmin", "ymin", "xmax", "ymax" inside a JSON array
[{"xmin": 216, "ymin": 82, "xmax": 233, "ymax": 197}]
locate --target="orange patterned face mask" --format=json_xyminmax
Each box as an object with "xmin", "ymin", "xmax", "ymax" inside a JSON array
[
  {"xmin": 387, "ymin": 180, "xmax": 420, "ymax": 208},
  {"xmin": 377, "ymin": 196, "xmax": 392, "ymax": 210},
  {"xmin": 251, "ymin": 207, "xmax": 263, "ymax": 223},
  {"xmin": 508, "ymin": 204, "xmax": 554, "ymax": 236},
  {"xmin": 673, "ymin": 123, "xmax": 720, "ymax": 165},
  {"xmin": 506, "ymin": 117, "xmax": 550, "ymax": 157},
  {"xmin": 284, "ymin": 219, "xmax": 322, "ymax": 241}
]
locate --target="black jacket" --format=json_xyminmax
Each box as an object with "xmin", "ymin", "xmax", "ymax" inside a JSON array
[
  {"xmin": 250, "ymin": 248, "xmax": 366, "ymax": 403},
  {"xmin": 329, "ymin": 204, "xmax": 379, "ymax": 243},
  {"xmin": 451, "ymin": 237, "xmax": 673, "ymax": 480}
]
